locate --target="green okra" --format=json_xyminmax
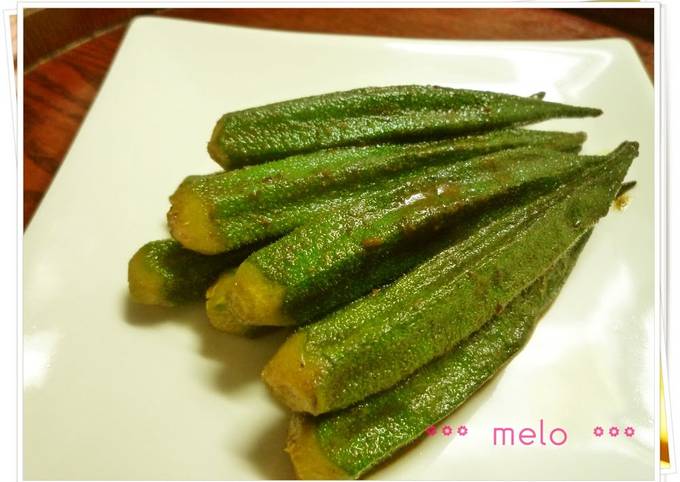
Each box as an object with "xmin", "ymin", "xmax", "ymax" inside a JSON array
[
  {"xmin": 170, "ymin": 129, "xmax": 586, "ymax": 254},
  {"xmin": 261, "ymin": 142, "xmax": 637, "ymax": 415},
  {"xmin": 127, "ymin": 239, "xmax": 251, "ymax": 307},
  {"xmin": 225, "ymin": 146, "xmax": 615, "ymax": 327},
  {"xmin": 286, "ymin": 233, "xmax": 590, "ymax": 480},
  {"xmin": 207, "ymin": 85, "xmax": 600, "ymax": 169}
]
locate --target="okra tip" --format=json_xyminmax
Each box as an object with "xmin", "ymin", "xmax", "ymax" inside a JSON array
[
  {"xmin": 609, "ymin": 141, "xmax": 640, "ymax": 159},
  {"xmin": 287, "ymin": 414, "xmax": 350, "ymax": 480},
  {"xmin": 616, "ymin": 180, "xmax": 637, "ymax": 198},
  {"xmin": 557, "ymin": 130, "xmax": 587, "ymax": 152},
  {"xmin": 167, "ymin": 181, "xmax": 226, "ymax": 255},
  {"xmin": 535, "ymin": 98, "xmax": 602, "ymax": 119},
  {"xmin": 579, "ymin": 106, "xmax": 603, "ymax": 117},
  {"xmin": 262, "ymin": 332, "xmax": 322, "ymax": 415},
  {"xmin": 229, "ymin": 261, "xmax": 296, "ymax": 326},
  {"xmin": 573, "ymin": 131, "xmax": 588, "ymax": 143}
]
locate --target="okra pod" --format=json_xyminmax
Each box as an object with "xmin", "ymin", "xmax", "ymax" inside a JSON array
[
  {"xmin": 286, "ymin": 234, "xmax": 590, "ymax": 479},
  {"xmin": 224, "ymin": 146, "xmax": 610, "ymax": 327},
  {"xmin": 127, "ymin": 239, "xmax": 251, "ymax": 306},
  {"xmin": 262, "ymin": 142, "xmax": 637, "ymax": 415},
  {"xmin": 170, "ymin": 129, "xmax": 586, "ymax": 254},
  {"xmin": 207, "ymin": 85, "xmax": 600, "ymax": 168}
]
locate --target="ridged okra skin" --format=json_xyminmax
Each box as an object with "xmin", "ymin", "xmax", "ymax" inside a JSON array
[
  {"xmin": 207, "ymin": 85, "xmax": 600, "ymax": 168},
  {"xmin": 261, "ymin": 142, "xmax": 637, "ymax": 415},
  {"xmin": 170, "ymin": 129, "xmax": 586, "ymax": 254},
  {"xmin": 286, "ymin": 234, "xmax": 590, "ymax": 479},
  {"xmin": 226, "ymin": 146, "xmax": 609, "ymax": 327},
  {"xmin": 127, "ymin": 239, "xmax": 251, "ymax": 306}
]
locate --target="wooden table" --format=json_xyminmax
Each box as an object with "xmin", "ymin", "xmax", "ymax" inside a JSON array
[{"xmin": 23, "ymin": 8, "xmax": 654, "ymax": 228}]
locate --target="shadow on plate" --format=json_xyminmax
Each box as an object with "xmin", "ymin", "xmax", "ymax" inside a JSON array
[
  {"xmin": 120, "ymin": 292, "xmax": 512, "ymax": 479},
  {"xmin": 240, "ymin": 409, "xmax": 297, "ymax": 479},
  {"xmin": 123, "ymin": 296, "xmax": 290, "ymax": 392},
  {"xmin": 124, "ymin": 295, "xmax": 295, "ymax": 478}
]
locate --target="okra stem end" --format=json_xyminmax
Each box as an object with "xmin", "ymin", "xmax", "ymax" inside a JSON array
[
  {"xmin": 287, "ymin": 414, "xmax": 351, "ymax": 480},
  {"xmin": 230, "ymin": 261, "xmax": 296, "ymax": 326},
  {"xmin": 207, "ymin": 117, "xmax": 232, "ymax": 169},
  {"xmin": 168, "ymin": 184, "xmax": 226, "ymax": 255},
  {"xmin": 262, "ymin": 333, "xmax": 323, "ymax": 415},
  {"xmin": 128, "ymin": 246, "xmax": 175, "ymax": 307},
  {"xmin": 205, "ymin": 272, "xmax": 261, "ymax": 336}
]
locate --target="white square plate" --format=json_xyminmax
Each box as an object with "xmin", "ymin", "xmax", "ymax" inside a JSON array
[{"xmin": 23, "ymin": 17, "xmax": 655, "ymax": 480}]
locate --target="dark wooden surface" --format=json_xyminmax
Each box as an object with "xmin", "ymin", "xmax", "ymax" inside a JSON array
[
  {"xmin": 23, "ymin": 8, "xmax": 654, "ymax": 228},
  {"xmin": 23, "ymin": 8, "xmax": 150, "ymax": 69}
]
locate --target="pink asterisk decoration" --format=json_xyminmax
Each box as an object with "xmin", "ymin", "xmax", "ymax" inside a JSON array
[
  {"xmin": 609, "ymin": 426, "xmax": 620, "ymax": 437},
  {"xmin": 442, "ymin": 425, "xmax": 453, "ymax": 436},
  {"xmin": 593, "ymin": 426, "xmax": 604, "ymax": 437},
  {"xmin": 624, "ymin": 426, "xmax": 635, "ymax": 437},
  {"xmin": 426, "ymin": 425, "xmax": 437, "ymax": 437},
  {"xmin": 457, "ymin": 425, "xmax": 468, "ymax": 436}
]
